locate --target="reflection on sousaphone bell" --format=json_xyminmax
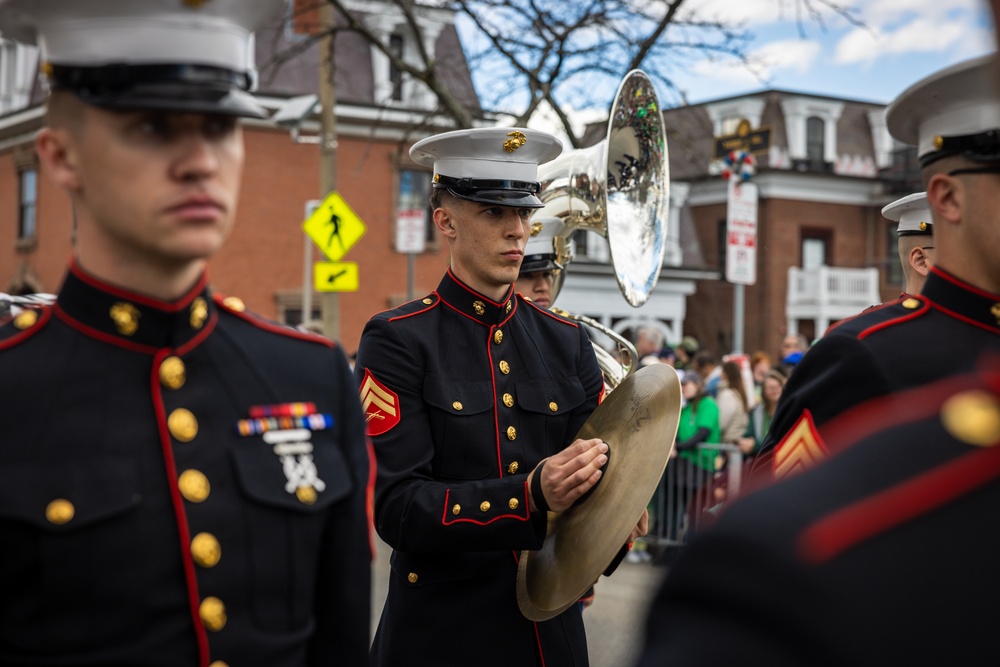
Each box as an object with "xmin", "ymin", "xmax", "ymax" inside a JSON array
[
  {"xmin": 536, "ymin": 69, "xmax": 670, "ymax": 309},
  {"xmin": 515, "ymin": 364, "xmax": 681, "ymax": 621}
]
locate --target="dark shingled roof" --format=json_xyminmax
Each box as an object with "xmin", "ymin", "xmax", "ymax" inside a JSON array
[{"xmin": 255, "ymin": 16, "xmax": 482, "ymax": 117}]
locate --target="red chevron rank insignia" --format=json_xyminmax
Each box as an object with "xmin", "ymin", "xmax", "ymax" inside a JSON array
[
  {"xmin": 773, "ymin": 409, "xmax": 828, "ymax": 479},
  {"xmin": 360, "ymin": 369, "xmax": 400, "ymax": 436}
]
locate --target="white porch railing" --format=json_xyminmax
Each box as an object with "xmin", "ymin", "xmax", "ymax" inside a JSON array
[{"xmin": 786, "ymin": 266, "xmax": 881, "ymax": 335}]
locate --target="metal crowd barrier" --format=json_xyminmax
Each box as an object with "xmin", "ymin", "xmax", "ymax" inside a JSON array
[{"xmin": 643, "ymin": 443, "xmax": 744, "ymax": 556}]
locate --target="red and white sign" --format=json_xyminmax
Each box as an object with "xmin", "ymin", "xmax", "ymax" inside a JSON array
[
  {"xmin": 726, "ymin": 180, "xmax": 758, "ymax": 285},
  {"xmin": 395, "ymin": 208, "xmax": 427, "ymax": 254}
]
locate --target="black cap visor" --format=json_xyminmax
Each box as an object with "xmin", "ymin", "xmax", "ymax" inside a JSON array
[
  {"xmin": 49, "ymin": 63, "xmax": 265, "ymax": 118},
  {"xmin": 519, "ymin": 254, "xmax": 562, "ymax": 274},
  {"xmin": 435, "ymin": 174, "xmax": 544, "ymax": 208},
  {"xmin": 920, "ymin": 128, "xmax": 1000, "ymax": 167}
]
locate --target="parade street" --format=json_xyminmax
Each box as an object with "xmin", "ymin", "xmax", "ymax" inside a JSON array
[{"xmin": 371, "ymin": 538, "xmax": 665, "ymax": 666}]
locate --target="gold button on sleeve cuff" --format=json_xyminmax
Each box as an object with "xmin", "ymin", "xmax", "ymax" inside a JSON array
[
  {"xmin": 508, "ymin": 498, "xmax": 519, "ymax": 510},
  {"xmin": 480, "ymin": 501, "xmax": 491, "ymax": 512},
  {"xmin": 452, "ymin": 504, "xmax": 461, "ymax": 515}
]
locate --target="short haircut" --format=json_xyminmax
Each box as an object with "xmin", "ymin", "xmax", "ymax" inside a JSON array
[{"xmin": 45, "ymin": 90, "xmax": 86, "ymax": 134}]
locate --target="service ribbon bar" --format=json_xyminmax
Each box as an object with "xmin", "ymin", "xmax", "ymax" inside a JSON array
[{"xmin": 236, "ymin": 412, "xmax": 334, "ymax": 436}]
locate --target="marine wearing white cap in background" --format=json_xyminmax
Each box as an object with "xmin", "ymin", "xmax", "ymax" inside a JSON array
[
  {"xmin": 356, "ymin": 125, "xmax": 646, "ymax": 666},
  {"xmin": 752, "ymin": 54, "xmax": 1000, "ymax": 482},
  {"xmin": 514, "ymin": 216, "xmax": 566, "ymax": 308},
  {"xmin": 881, "ymin": 191, "xmax": 935, "ymax": 295},
  {"xmin": 0, "ymin": 1, "xmax": 373, "ymax": 665}
]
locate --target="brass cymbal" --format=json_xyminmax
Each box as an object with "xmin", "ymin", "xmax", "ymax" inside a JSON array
[{"xmin": 516, "ymin": 363, "xmax": 681, "ymax": 621}]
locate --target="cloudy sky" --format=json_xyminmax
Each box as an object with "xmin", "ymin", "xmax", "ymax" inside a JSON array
[{"xmin": 676, "ymin": 0, "xmax": 994, "ymax": 104}]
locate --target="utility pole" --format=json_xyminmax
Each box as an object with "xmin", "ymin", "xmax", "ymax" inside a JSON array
[{"xmin": 319, "ymin": 0, "xmax": 340, "ymax": 340}]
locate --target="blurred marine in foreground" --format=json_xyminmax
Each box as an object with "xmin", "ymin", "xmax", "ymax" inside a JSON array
[{"xmin": 0, "ymin": 1, "xmax": 372, "ymax": 664}]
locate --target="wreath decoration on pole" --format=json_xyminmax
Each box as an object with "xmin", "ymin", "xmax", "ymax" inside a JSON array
[{"xmin": 721, "ymin": 150, "xmax": 756, "ymax": 182}]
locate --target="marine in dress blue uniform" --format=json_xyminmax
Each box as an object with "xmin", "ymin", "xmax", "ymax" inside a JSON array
[
  {"xmin": 355, "ymin": 128, "xmax": 605, "ymax": 666},
  {"xmin": 637, "ymin": 355, "xmax": 1000, "ymax": 666},
  {"xmin": 0, "ymin": 2, "xmax": 372, "ymax": 664},
  {"xmin": 754, "ymin": 56, "xmax": 1000, "ymax": 483}
]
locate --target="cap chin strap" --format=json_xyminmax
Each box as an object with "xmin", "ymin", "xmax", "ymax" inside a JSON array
[{"xmin": 947, "ymin": 164, "xmax": 1000, "ymax": 177}]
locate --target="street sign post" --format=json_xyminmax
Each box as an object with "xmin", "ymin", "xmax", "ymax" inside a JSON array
[{"xmin": 726, "ymin": 180, "xmax": 758, "ymax": 285}]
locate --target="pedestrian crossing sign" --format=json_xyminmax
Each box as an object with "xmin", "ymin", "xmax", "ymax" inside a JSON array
[
  {"xmin": 313, "ymin": 261, "xmax": 360, "ymax": 292},
  {"xmin": 302, "ymin": 192, "xmax": 367, "ymax": 262}
]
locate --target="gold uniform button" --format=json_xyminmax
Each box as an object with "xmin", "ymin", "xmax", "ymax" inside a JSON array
[
  {"xmin": 296, "ymin": 485, "xmax": 318, "ymax": 505},
  {"xmin": 167, "ymin": 408, "xmax": 198, "ymax": 442},
  {"xmin": 473, "ymin": 300, "xmax": 485, "ymax": 315},
  {"xmin": 503, "ymin": 393, "xmax": 514, "ymax": 408},
  {"xmin": 493, "ymin": 330, "xmax": 503, "ymax": 344},
  {"xmin": 549, "ymin": 402, "xmax": 558, "ymax": 412},
  {"xmin": 509, "ymin": 498, "xmax": 519, "ymax": 510},
  {"xmin": 222, "ymin": 296, "xmax": 245, "ymax": 312},
  {"xmin": 902, "ymin": 297, "xmax": 920, "ymax": 309},
  {"xmin": 13, "ymin": 310, "xmax": 38, "ymax": 330},
  {"xmin": 507, "ymin": 426, "xmax": 517, "ymax": 441},
  {"xmin": 480, "ymin": 501, "xmax": 491, "ymax": 512},
  {"xmin": 507, "ymin": 461, "xmax": 519, "ymax": 474},
  {"xmin": 191, "ymin": 532, "xmax": 222, "ymax": 568},
  {"xmin": 159, "ymin": 356, "xmax": 186, "ymax": 390},
  {"xmin": 200, "ymin": 596, "xmax": 227, "ymax": 632},
  {"xmin": 942, "ymin": 390, "xmax": 1000, "ymax": 446},
  {"xmin": 452, "ymin": 504, "xmax": 461, "ymax": 515},
  {"xmin": 422, "ymin": 298, "xmax": 433, "ymax": 305},
  {"xmin": 179, "ymin": 469, "xmax": 210, "ymax": 503},
  {"xmin": 407, "ymin": 572, "xmax": 419, "ymax": 584},
  {"xmin": 499, "ymin": 360, "xmax": 510, "ymax": 375},
  {"xmin": 45, "ymin": 499, "xmax": 75, "ymax": 525},
  {"xmin": 210, "ymin": 662, "xmax": 229, "ymax": 667},
  {"xmin": 453, "ymin": 401, "xmax": 463, "ymax": 411}
]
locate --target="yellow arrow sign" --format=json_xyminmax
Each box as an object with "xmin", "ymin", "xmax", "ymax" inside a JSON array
[
  {"xmin": 314, "ymin": 261, "xmax": 359, "ymax": 292},
  {"xmin": 302, "ymin": 192, "xmax": 367, "ymax": 261}
]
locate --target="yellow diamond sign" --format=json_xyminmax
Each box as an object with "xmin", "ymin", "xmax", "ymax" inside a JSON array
[{"xmin": 302, "ymin": 192, "xmax": 367, "ymax": 262}]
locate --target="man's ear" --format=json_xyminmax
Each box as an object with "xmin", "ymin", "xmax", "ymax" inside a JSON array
[
  {"xmin": 433, "ymin": 207, "xmax": 456, "ymax": 238},
  {"xmin": 909, "ymin": 245, "xmax": 932, "ymax": 277},
  {"xmin": 35, "ymin": 127, "xmax": 81, "ymax": 191},
  {"xmin": 925, "ymin": 173, "xmax": 962, "ymax": 227}
]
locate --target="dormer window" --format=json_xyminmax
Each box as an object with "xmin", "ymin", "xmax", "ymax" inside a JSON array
[
  {"xmin": 780, "ymin": 97, "xmax": 844, "ymax": 173},
  {"xmin": 806, "ymin": 117, "xmax": 826, "ymax": 171}
]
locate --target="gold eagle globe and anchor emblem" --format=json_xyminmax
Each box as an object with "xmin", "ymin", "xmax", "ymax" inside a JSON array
[{"xmin": 504, "ymin": 131, "xmax": 527, "ymax": 153}]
